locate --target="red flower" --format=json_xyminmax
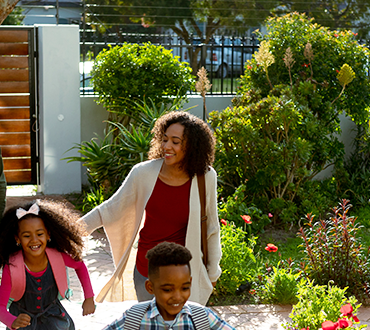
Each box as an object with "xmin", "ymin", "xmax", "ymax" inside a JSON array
[
  {"xmin": 249, "ymin": 289, "xmax": 256, "ymax": 295},
  {"xmin": 265, "ymin": 243, "xmax": 278, "ymax": 252},
  {"xmin": 322, "ymin": 320, "xmax": 338, "ymax": 330},
  {"xmin": 334, "ymin": 33, "xmax": 339, "ymax": 37},
  {"xmin": 220, "ymin": 219, "xmax": 228, "ymax": 226},
  {"xmin": 241, "ymin": 215, "xmax": 252, "ymax": 224},
  {"xmin": 338, "ymin": 318, "xmax": 352, "ymax": 328},
  {"xmin": 353, "ymin": 32, "xmax": 358, "ymax": 36},
  {"xmin": 268, "ymin": 213, "xmax": 273, "ymax": 218},
  {"xmin": 302, "ymin": 63, "xmax": 309, "ymax": 68},
  {"xmin": 340, "ymin": 303, "xmax": 360, "ymax": 322},
  {"xmin": 247, "ymin": 65, "xmax": 252, "ymax": 70},
  {"xmin": 336, "ymin": 70, "xmax": 340, "ymax": 73}
]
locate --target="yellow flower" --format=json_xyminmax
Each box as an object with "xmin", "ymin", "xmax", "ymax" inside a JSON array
[
  {"xmin": 337, "ymin": 64, "xmax": 355, "ymax": 87},
  {"xmin": 255, "ymin": 40, "xmax": 275, "ymax": 71}
]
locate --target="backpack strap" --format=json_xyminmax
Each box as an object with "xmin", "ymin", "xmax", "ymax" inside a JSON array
[
  {"xmin": 189, "ymin": 303, "xmax": 210, "ymax": 330},
  {"xmin": 45, "ymin": 247, "xmax": 68, "ymax": 299},
  {"xmin": 123, "ymin": 301, "xmax": 151, "ymax": 330},
  {"xmin": 9, "ymin": 250, "xmax": 26, "ymax": 301}
]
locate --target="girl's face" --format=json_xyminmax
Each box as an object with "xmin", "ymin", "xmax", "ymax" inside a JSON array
[
  {"xmin": 15, "ymin": 216, "xmax": 50, "ymax": 260},
  {"xmin": 161, "ymin": 123, "xmax": 186, "ymax": 168}
]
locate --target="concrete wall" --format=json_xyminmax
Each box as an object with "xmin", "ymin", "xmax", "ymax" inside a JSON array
[
  {"xmin": 38, "ymin": 25, "xmax": 81, "ymax": 194},
  {"xmin": 79, "ymin": 94, "xmax": 234, "ymax": 185}
]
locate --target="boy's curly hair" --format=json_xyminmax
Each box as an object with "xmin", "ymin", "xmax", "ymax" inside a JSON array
[
  {"xmin": 148, "ymin": 111, "xmax": 215, "ymax": 178},
  {"xmin": 146, "ymin": 242, "xmax": 192, "ymax": 279},
  {"xmin": 0, "ymin": 199, "xmax": 86, "ymax": 268}
]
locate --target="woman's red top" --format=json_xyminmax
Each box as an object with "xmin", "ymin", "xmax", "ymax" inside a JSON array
[{"xmin": 136, "ymin": 177, "xmax": 191, "ymax": 277}]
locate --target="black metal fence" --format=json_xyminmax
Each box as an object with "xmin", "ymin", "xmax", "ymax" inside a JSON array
[{"xmin": 80, "ymin": 30, "xmax": 260, "ymax": 95}]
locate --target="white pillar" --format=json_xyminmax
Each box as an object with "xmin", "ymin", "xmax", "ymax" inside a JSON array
[{"xmin": 37, "ymin": 25, "xmax": 81, "ymax": 194}]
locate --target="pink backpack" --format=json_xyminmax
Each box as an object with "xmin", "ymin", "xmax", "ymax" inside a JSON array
[{"xmin": 8, "ymin": 247, "xmax": 70, "ymax": 302}]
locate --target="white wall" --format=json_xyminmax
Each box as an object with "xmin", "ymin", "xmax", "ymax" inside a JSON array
[{"xmin": 38, "ymin": 25, "xmax": 81, "ymax": 194}]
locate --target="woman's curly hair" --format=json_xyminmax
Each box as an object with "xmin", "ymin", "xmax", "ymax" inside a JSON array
[
  {"xmin": 0, "ymin": 199, "xmax": 86, "ymax": 268},
  {"xmin": 148, "ymin": 111, "xmax": 215, "ymax": 178}
]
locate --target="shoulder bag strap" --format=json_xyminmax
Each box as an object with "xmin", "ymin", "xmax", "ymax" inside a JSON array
[{"xmin": 197, "ymin": 173, "xmax": 208, "ymax": 267}]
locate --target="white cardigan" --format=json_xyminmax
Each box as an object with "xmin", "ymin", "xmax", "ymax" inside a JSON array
[{"xmin": 81, "ymin": 158, "xmax": 222, "ymax": 305}]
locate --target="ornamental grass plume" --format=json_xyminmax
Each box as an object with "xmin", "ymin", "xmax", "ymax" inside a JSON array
[
  {"xmin": 332, "ymin": 64, "xmax": 355, "ymax": 104},
  {"xmin": 195, "ymin": 66, "xmax": 212, "ymax": 120},
  {"xmin": 254, "ymin": 40, "xmax": 275, "ymax": 89},
  {"xmin": 283, "ymin": 47, "xmax": 295, "ymax": 88},
  {"xmin": 304, "ymin": 42, "xmax": 314, "ymax": 78}
]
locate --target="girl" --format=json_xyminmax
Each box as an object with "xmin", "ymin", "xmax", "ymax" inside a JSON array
[{"xmin": 0, "ymin": 199, "xmax": 95, "ymax": 330}]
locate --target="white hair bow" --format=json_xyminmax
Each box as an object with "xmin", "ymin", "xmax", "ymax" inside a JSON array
[{"xmin": 16, "ymin": 203, "xmax": 40, "ymax": 219}]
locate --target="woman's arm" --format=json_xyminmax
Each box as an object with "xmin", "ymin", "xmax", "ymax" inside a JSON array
[
  {"xmin": 205, "ymin": 168, "xmax": 222, "ymax": 283},
  {"xmin": 0, "ymin": 265, "xmax": 18, "ymax": 329}
]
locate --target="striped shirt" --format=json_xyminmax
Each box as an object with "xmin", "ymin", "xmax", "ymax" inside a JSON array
[{"xmin": 102, "ymin": 299, "xmax": 236, "ymax": 330}]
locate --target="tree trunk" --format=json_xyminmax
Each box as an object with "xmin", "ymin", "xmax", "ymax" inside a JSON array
[{"xmin": 0, "ymin": 0, "xmax": 20, "ymax": 25}]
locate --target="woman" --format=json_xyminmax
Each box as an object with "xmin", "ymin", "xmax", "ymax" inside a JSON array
[{"xmin": 80, "ymin": 111, "xmax": 221, "ymax": 305}]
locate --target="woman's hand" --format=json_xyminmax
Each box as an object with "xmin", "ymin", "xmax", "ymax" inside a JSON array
[
  {"xmin": 82, "ymin": 297, "xmax": 96, "ymax": 316},
  {"xmin": 11, "ymin": 313, "xmax": 31, "ymax": 329}
]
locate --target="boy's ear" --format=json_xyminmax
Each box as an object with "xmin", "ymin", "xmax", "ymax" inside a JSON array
[{"xmin": 145, "ymin": 279, "xmax": 154, "ymax": 295}]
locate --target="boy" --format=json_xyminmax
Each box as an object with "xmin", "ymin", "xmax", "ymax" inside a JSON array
[{"xmin": 102, "ymin": 242, "xmax": 236, "ymax": 330}]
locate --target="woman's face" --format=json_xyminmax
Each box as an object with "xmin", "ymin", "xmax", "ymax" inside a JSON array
[{"xmin": 161, "ymin": 123, "xmax": 186, "ymax": 168}]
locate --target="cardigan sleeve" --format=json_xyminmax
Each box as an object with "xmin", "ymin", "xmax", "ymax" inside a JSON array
[
  {"xmin": 62, "ymin": 254, "xmax": 94, "ymax": 299},
  {"xmin": 0, "ymin": 265, "xmax": 18, "ymax": 329},
  {"xmin": 80, "ymin": 163, "xmax": 139, "ymax": 235},
  {"xmin": 205, "ymin": 168, "xmax": 222, "ymax": 282}
]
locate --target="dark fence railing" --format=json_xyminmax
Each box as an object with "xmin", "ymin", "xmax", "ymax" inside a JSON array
[{"xmin": 80, "ymin": 30, "xmax": 260, "ymax": 95}]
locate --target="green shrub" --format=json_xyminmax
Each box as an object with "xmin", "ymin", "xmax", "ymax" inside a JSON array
[
  {"xmin": 260, "ymin": 264, "xmax": 301, "ymax": 305},
  {"xmin": 215, "ymin": 221, "xmax": 260, "ymax": 296},
  {"xmin": 218, "ymin": 183, "xmax": 271, "ymax": 233},
  {"xmin": 283, "ymin": 280, "xmax": 362, "ymax": 330},
  {"xmin": 298, "ymin": 199, "xmax": 370, "ymax": 302},
  {"xmin": 240, "ymin": 13, "xmax": 370, "ymax": 125},
  {"xmin": 210, "ymin": 13, "xmax": 370, "ymax": 225},
  {"xmin": 92, "ymin": 43, "xmax": 195, "ymax": 121}
]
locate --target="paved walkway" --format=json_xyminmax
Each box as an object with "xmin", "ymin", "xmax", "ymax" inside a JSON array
[{"xmin": 2, "ymin": 194, "xmax": 370, "ymax": 329}]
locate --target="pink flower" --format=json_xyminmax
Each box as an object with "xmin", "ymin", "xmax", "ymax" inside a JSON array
[
  {"xmin": 300, "ymin": 327, "xmax": 309, "ymax": 330},
  {"xmin": 241, "ymin": 215, "xmax": 252, "ymax": 224},
  {"xmin": 220, "ymin": 219, "xmax": 228, "ymax": 226},
  {"xmin": 265, "ymin": 243, "xmax": 278, "ymax": 252},
  {"xmin": 322, "ymin": 320, "xmax": 338, "ymax": 330},
  {"xmin": 268, "ymin": 213, "xmax": 273, "ymax": 218},
  {"xmin": 247, "ymin": 65, "xmax": 252, "ymax": 70},
  {"xmin": 337, "ymin": 318, "xmax": 352, "ymax": 328},
  {"xmin": 340, "ymin": 304, "xmax": 360, "ymax": 322}
]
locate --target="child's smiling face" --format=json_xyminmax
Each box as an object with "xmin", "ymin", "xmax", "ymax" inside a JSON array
[
  {"xmin": 15, "ymin": 216, "xmax": 50, "ymax": 261},
  {"xmin": 145, "ymin": 264, "xmax": 192, "ymax": 321}
]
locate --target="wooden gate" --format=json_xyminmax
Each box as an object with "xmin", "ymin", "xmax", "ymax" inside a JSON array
[{"xmin": 0, "ymin": 27, "xmax": 38, "ymax": 185}]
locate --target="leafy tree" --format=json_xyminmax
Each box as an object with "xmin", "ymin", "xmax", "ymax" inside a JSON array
[
  {"xmin": 0, "ymin": 0, "xmax": 20, "ymax": 24},
  {"xmin": 275, "ymin": 0, "xmax": 370, "ymax": 38},
  {"xmin": 3, "ymin": 6, "xmax": 23, "ymax": 25}
]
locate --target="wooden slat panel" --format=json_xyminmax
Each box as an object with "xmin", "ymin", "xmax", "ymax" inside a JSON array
[
  {"xmin": 0, "ymin": 57, "xmax": 28, "ymax": 69},
  {"xmin": 0, "ymin": 120, "xmax": 30, "ymax": 132},
  {"xmin": 4, "ymin": 170, "xmax": 32, "ymax": 183},
  {"xmin": 0, "ymin": 44, "xmax": 28, "ymax": 56},
  {"xmin": 3, "ymin": 158, "xmax": 31, "ymax": 170},
  {"xmin": 0, "ymin": 108, "xmax": 30, "ymax": 119},
  {"xmin": 0, "ymin": 96, "xmax": 29, "ymax": 107},
  {"xmin": 0, "ymin": 69, "xmax": 29, "ymax": 82},
  {"xmin": 0, "ymin": 31, "xmax": 28, "ymax": 43},
  {"xmin": 0, "ymin": 81, "xmax": 29, "ymax": 93},
  {"xmin": 1, "ymin": 145, "xmax": 31, "ymax": 157},
  {"xmin": 0, "ymin": 133, "xmax": 30, "ymax": 145}
]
